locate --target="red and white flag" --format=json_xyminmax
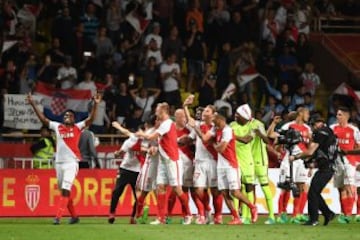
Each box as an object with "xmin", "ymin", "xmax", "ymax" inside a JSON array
[
  {"xmin": 236, "ymin": 66, "xmax": 259, "ymax": 87},
  {"xmin": 333, "ymin": 82, "xmax": 360, "ymax": 102}
]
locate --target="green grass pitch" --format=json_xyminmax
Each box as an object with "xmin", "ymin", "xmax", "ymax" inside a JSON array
[{"xmin": 0, "ymin": 216, "xmax": 359, "ymax": 240}]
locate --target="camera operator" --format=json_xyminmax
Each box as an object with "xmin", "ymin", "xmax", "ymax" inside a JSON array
[{"xmin": 289, "ymin": 118, "xmax": 336, "ymax": 226}]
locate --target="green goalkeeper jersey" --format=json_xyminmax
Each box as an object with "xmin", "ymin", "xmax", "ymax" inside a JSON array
[
  {"xmin": 230, "ymin": 121, "xmax": 254, "ymax": 166},
  {"xmin": 250, "ymin": 119, "xmax": 269, "ymax": 167}
]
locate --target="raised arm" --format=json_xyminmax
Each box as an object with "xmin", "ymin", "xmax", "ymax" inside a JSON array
[
  {"xmin": 26, "ymin": 92, "xmax": 50, "ymax": 127},
  {"xmin": 85, "ymin": 92, "xmax": 102, "ymax": 127},
  {"xmin": 112, "ymin": 121, "xmax": 133, "ymax": 137}
]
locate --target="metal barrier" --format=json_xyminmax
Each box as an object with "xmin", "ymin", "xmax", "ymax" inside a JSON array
[
  {"xmin": 0, "ymin": 155, "xmax": 122, "ymax": 169},
  {"xmin": 313, "ymin": 15, "xmax": 360, "ymax": 32}
]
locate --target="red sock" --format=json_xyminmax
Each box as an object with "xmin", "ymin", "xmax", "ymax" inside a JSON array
[
  {"xmin": 230, "ymin": 208, "xmax": 239, "ymax": 219},
  {"xmin": 283, "ymin": 191, "xmax": 290, "ymax": 213},
  {"xmin": 136, "ymin": 195, "xmax": 146, "ymax": 218},
  {"xmin": 56, "ymin": 196, "xmax": 69, "ymax": 219},
  {"xmin": 343, "ymin": 197, "xmax": 355, "ymax": 216},
  {"xmin": 203, "ymin": 190, "xmax": 211, "ymax": 212},
  {"xmin": 340, "ymin": 198, "xmax": 345, "ymax": 214},
  {"xmin": 357, "ymin": 195, "xmax": 360, "ymax": 215},
  {"xmin": 278, "ymin": 192, "xmax": 285, "ymax": 213},
  {"xmin": 191, "ymin": 191, "xmax": 205, "ymax": 216},
  {"xmin": 67, "ymin": 197, "xmax": 77, "ymax": 218},
  {"xmin": 213, "ymin": 194, "xmax": 223, "ymax": 218},
  {"xmin": 293, "ymin": 197, "xmax": 300, "ymax": 217},
  {"xmin": 178, "ymin": 192, "xmax": 191, "ymax": 216},
  {"xmin": 167, "ymin": 191, "xmax": 177, "ymax": 216},
  {"xmin": 299, "ymin": 192, "xmax": 308, "ymax": 214},
  {"xmin": 157, "ymin": 193, "xmax": 167, "ymax": 221}
]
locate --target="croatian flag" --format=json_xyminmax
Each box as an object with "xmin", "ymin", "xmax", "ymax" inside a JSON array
[{"xmin": 34, "ymin": 82, "xmax": 92, "ymax": 122}]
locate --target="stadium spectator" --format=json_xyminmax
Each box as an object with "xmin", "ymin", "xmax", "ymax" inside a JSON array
[
  {"xmin": 296, "ymin": 33, "xmax": 313, "ymax": 68},
  {"xmin": 1, "ymin": 59, "xmax": 19, "ymax": 94},
  {"xmin": 106, "ymin": 0, "xmax": 123, "ymax": 44},
  {"xmin": 37, "ymin": 54, "xmax": 57, "ymax": 86},
  {"xmin": 144, "ymin": 22, "xmax": 163, "ymax": 50},
  {"xmin": 261, "ymin": 9, "xmax": 279, "ymax": 45},
  {"xmin": 198, "ymin": 61, "xmax": 216, "ymax": 107},
  {"xmin": 185, "ymin": 0, "xmax": 204, "ymax": 33},
  {"xmin": 277, "ymin": 44, "xmax": 299, "ymax": 94},
  {"xmin": 294, "ymin": 1, "xmax": 312, "ymax": 35},
  {"xmin": 93, "ymin": 27, "xmax": 114, "ymax": 59},
  {"xmin": 112, "ymin": 82, "xmax": 134, "ymax": 124},
  {"xmin": 152, "ymin": 0, "xmax": 174, "ymax": 37},
  {"xmin": 206, "ymin": 0, "xmax": 230, "ymax": 60},
  {"xmin": 160, "ymin": 51, "xmax": 181, "ymax": 107},
  {"xmin": 140, "ymin": 57, "xmax": 161, "ymax": 89},
  {"xmin": 215, "ymin": 42, "xmax": 232, "ymax": 97},
  {"xmin": 340, "ymin": 0, "xmax": 359, "ymax": 17},
  {"xmin": 51, "ymin": 7, "xmax": 75, "ymax": 55},
  {"xmin": 185, "ymin": 20, "xmax": 207, "ymax": 92},
  {"xmin": 226, "ymin": 11, "xmax": 248, "ymax": 49},
  {"xmin": 161, "ymin": 25, "xmax": 183, "ymax": 64},
  {"xmin": 129, "ymin": 87, "xmax": 161, "ymax": 122},
  {"xmin": 56, "ymin": 56, "xmax": 77, "ymax": 90},
  {"xmin": 80, "ymin": 3, "xmax": 100, "ymax": 42},
  {"xmin": 300, "ymin": 62, "xmax": 320, "ymax": 96},
  {"xmin": 144, "ymin": 38, "xmax": 163, "ymax": 65},
  {"xmin": 45, "ymin": 38, "xmax": 66, "ymax": 67},
  {"xmin": 88, "ymin": 99, "xmax": 110, "ymax": 135},
  {"xmin": 76, "ymin": 70, "xmax": 97, "ymax": 95}
]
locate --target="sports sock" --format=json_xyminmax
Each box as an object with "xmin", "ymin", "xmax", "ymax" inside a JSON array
[
  {"xmin": 56, "ymin": 196, "xmax": 69, "ymax": 219},
  {"xmin": 343, "ymin": 197, "xmax": 355, "ymax": 216},
  {"xmin": 292, "ymin": 196, "xmax": 300, "ymax": 217},
  {"xmin": 67, "ymin": 197, "xmax": 77, "ymax": 218},
  {"xmin": 167, "ymin": 191, "xmax": 177, "ymax": 216},
  {"xmin": 283, "ymin": 191, "xmax": 291, "ymax": 213},
  {"xmin": 230, "ymin": 208, "xmax": 239, "ymax": 219},
  {"xmin": 213, "ymin": 194, "xmax": 223, "ymax": 218},
  {"xmin": 299, "ymin": 191, "xmax": 308, "ymax": 214},
  {"xmin": 191, "ymin": 191, "xmax": 204, "ymax": 216},
  {"xmin": 241, "ymin": 187, "xmax": 248, "ymax": 219},
  {"xmin": 178, "ymin": 192, "xmax": 191, "ymax": 216},
  {"xmin": 278, "ymin": 191, "xmax": 285, "ymax": 214},
  {"xmin": 340, "ymin": 197, "xmax": 345, "ymax": 215},
  {"xmin": 136, "ymin": 195, "xmax": 146, "ymax": 218},
  {"xmin": 357, "ymin": 195, "xmax": 360, "ymax": 215},
  {"xmin": 157, "ymin": 192, "xmax": 167, "ymax": 221},
  {"xmin": 262, "ymin": 185, "xmax": 275, "ymax": 219}
]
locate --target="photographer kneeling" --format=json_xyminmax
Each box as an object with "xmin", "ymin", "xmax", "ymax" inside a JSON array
[{"xmin": 289, "ymin": 118, "xmax": 336, "ymax": 226}]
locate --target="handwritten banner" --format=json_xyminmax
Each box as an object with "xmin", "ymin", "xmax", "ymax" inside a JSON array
[{"xmin": 3, "ymin": 94, "xmax": 43, "ymax": 130}]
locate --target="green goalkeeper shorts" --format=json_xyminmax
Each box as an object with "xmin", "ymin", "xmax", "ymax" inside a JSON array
[{"xmin": 255, "ymin": 165, "xmax": 269, "ymax": 185}]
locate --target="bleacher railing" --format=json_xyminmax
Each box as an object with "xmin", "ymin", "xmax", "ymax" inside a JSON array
[{"xmin": 313, "ymin": 15, "xmax": 360, "ymax": 32}]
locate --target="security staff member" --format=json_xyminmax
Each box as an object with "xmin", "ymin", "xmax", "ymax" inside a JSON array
[
  {"xmin": 289, "ymin": 118, "xmax": 336, "ymax": 226},
  {"xmin": 30, "ymin": 126, "xmax": 55, "ymax": 169}
]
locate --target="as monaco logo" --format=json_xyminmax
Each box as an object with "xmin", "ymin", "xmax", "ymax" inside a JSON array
[{"xmin": 25, "ymin": 174, "xmax": 40, "ymax": 212}]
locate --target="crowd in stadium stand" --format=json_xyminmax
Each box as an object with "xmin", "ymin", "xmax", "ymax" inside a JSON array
[{"xmin": 0, "ymin": 0, "xmax": 359, "ymax": 136}]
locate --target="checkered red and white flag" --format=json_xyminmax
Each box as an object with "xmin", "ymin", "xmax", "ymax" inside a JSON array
[{"xmin": 50, "ymin": 93, "xmax": 68, "ymax": 116}]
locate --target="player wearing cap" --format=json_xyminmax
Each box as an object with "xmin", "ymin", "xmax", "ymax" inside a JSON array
[
  {"xmin": 330, "ymin": 107, "xmax": 360, "ymax": 223},
  {"xmin": 230, "ymin": 104, "xmax": 255, "ymax": 224},
  {"xmin": 212, "ymin": 110, "xmax": 258, "ymax": 225}
]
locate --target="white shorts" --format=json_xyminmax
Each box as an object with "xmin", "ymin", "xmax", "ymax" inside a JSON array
[
  {"xmin": 181, "ymin": 153, "xmax": 194, "ymax": 187},
  {"xmin": 55, "ymin": 161, "xmax": 78, "ymax": 191},
  {"xmin": 136, "ymin": 155, "xmax": 159, "ymax": 192},
  {"xmin": 217, "ymin": 167, "xmax": 241, "ymax": 191},
  {"xmin": 279, "ymin": 155, "xmax": 308, "ymax": 183},
  {"xmin": 193, "ymin": 159, "xmax": 218, "ymax": 188},
  {"xmin": 156, "ymin": 155, "xmax": 183, "ymax": 187},
  {"xmin": 355, "ymin": 169, "xmax": 360, "ymax": 187},
  {"xmin": 333, "ymin": 158, "xmax": 356, "ymax": 188}
]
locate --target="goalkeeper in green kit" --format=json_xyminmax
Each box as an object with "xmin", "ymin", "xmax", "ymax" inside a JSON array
[{"xmin": 250, "ymin": 114, "xmax": 276, "ymax": 224}]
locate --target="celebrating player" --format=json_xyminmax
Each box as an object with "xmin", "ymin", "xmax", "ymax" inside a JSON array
[
  {"xmin": 230, "ymin": 104, "xmax": 256, "ymax": 224},
  {"xmin": 330, "ymin": 107, "xmax": 360, "ymax": 223},
  {"xmin": 136, "ymin": 102, "xmax": 191, "ymax": 224},
  {"xmin": 183, "ymin": 96, "xmax": 223, "ymax": 224},
  {"xmin": 277, "ymin": 107, "xmax": 312, "ymax": 224},
  {"xmin": 27, "ymin": 92, "xmax": 101, "ymax": 225},
  {"xmin": 212, "ymin": 111, "xmax": 258, "ymax": 225}
]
